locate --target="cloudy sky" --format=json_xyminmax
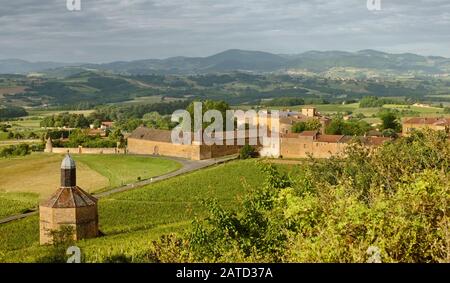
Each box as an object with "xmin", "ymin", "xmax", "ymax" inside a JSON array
[{"xmin": 1, "ymin": 0, "xmax": 449, "ymax": 63}]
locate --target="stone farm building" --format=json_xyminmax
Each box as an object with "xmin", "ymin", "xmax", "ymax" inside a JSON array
[
  {"xmin": 39, "ymin": 154, "xmax": 99, "ymax": 245},
  {"xmin": 402, "ymin": 117, "xmax": 450, "ymax": 136},
  {"xmin": 127, "ymin": 127, "xmax": 258, "ymax": 160}
]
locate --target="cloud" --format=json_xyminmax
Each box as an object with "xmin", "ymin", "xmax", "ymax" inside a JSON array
[{"xmin": 0, "ymin": 0, "xmax": 449, "ymax": 62}]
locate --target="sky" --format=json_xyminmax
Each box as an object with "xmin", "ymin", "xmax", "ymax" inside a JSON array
[{"xmin": 0, "ymin": 0, "xmax": 449, "ymax": 63}]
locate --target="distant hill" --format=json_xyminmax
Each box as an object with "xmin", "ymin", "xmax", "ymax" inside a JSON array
[
  {"xmin": 1, "ymin": 49, "xmax": 450, "ymax": 77},
  {"xmin": 0, "ymin": 59, "xmax": 74, "ymax": 74}
]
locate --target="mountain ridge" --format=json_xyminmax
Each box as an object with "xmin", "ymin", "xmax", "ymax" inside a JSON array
[{"xmin": 1, "ymin": 49, "xmax": 449, "ymax": 76}]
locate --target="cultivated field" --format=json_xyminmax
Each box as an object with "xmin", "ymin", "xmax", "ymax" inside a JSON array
[
  {"xmin": 0, "ymin": 160, "xmax": 275, "ymax": 262},
  {"xmin": 0, "ymin": 153, "xmax": 181, "ymax": 218}
]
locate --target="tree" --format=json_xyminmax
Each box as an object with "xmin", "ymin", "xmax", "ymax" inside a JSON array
[
  {"xmin": 379, "ymin": 110, "xmax": 400, "ymax": 132},
  {"xmin": 325, "ymin": 118, "xmax": 345, "ymax": 135},
  {"xmin": 292, "ymin": 119, "xmax": 322, "ymax": 133},
  {"xmin": 291, "ymin": 122, "xmax": 306, "ymax": 133},
  {"xmin": 186, "ymin": 100, "xmax": 230, "ymax": 129},
  {"xmin": 0, "ymin": 106, "xmax": 28, "ymax": 119}
]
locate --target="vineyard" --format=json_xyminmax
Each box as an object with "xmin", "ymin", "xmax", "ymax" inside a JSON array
[{"xmin": 0, "ymin": 160, "xmax": 268, "ymax": 262}]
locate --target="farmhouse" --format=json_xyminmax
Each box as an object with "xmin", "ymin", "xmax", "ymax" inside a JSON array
[
  {"xmin": 39, "ymin": 154, "xmax": 99, "ymax": 245},
  {"xmin": 127, "ymin": 127, "xmax": 255, "ymax": 160},
  {"xmin": 402, "ymin": 117, "xmax": 450, "ymax": 135}
]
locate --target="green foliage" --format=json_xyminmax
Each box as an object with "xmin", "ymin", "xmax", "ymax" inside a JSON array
[
  {"xmin": 0, "ymin": 106, "xmax": 28, "ymax": 119},
  {"xmin": 263, "ymin": 97, "xmax": 304, "ymax": 106},
  {"xmin": 168, "ymin": 130, "xmax": 450, "ymax": 262},
  {"xmin": 359, "ymin": 96, "xmax": 405, "ymax": 108},
  {"xmin": 0, "ymin": 143, "xmax": 31, "ymax": 158},
  {"xmin": 146, "ymin": 234, "xmax": 191, "ymax": 263},
  {"xmin": 291, "ymin": 119, "xmax": 322, "ymax": 133},
  {"xmin": 142, "ymin": 112, "xmax": 175, "ymax": 130},
  {"xmin": 187, "ymin": 162, "xmax": 292, "ymax": 262},
  {"xmin": 116, "ymin": 118, "xmax": 142, "ymax": 132},
  {"xmin": 381, "ymin": 128, "xmax": 398, "ymax": 138},
  {"xmin": 444, "ymin": 107, "xmax": 450, "ymax": 114},
  {"xmin": 65, "ymin": 129, "xmax": 117, "ymax": 148},
  {"xmin": 92, "ymin": 100, "xmax": 191, "ymax": 122},
  {"xmin": 0, "ymin": 123, "xmax": 11, "ymax": 132},
  {"xmin": 325, "ymin": 118, "xmax": 372, "ymax": 136},
  {"xmin": 239, "ymin": 145, "xmax": 257, "ymax": 159},
  {"xmin": 36, "ymin": 226, "xmax": 76, "ymax": 263},
  {"xmin": 45, "ymin": 130, "xmax": 70, "ymax": 140},
  {"xmin": 40, "ymin": 112, "xmax": 90, "ymax": 128},
  {"xmin": 379, "ymin": 110, "xmax": 401, "ymax": 132},
  {"xmin": 186, "ymin": 100, "xmax": 230, "ymax": 129}
]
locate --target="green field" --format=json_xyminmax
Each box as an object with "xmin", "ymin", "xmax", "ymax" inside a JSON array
[
  {"xmin": 72, "ymin": 155, "xmax": 182, "ymax": 188},
  {"xmin": 0, "ymin": 192, "xmax": 37, "ymax": 219},
  {"xmin": 0, "ymin": 160, "xmax": 270, "ymax": 262},
  {"xmin": 0, "ymin": 154, "xmax": 181, "ymax": 219}
]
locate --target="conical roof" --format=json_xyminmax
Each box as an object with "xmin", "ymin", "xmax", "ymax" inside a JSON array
[
  {"xmin": 41, "ymin": 186, "xmax": 97, "ymax": 208},
  {"xmin": 61, "ymin": 154, "xmax": 76, "ymax": 169}
]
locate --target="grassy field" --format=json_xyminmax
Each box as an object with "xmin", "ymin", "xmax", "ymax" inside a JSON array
[
  {"xmin": 0, "ymin": 153, "xmax": 181, "ymax": 218},
  {"xmin": 72, "ymin": 155, "xmax": 182, "ymax": 188},
  {"xmin": 0, "ymin": 160, "xmax": 275, "ymax": 262}
]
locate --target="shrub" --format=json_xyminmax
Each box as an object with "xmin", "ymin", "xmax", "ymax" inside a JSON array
[
  {"xmin": 239, "ymin": 145, "xmax": 257, "ymax": 159},
  {"xmin": 0, "ymin": 144, "xmax": 31, "ymax": 158}
]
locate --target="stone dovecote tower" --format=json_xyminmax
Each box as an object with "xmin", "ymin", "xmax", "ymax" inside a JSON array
[{"xmin": 39, "ymin": 154, "xmax": 99, "ymax": 245}]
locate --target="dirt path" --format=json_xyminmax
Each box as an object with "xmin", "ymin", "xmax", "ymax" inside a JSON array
[{"xmin": 0, "ymin": 154, "xmax": 238, "ymax": 225}]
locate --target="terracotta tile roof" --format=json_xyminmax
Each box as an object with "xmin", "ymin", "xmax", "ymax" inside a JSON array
[
  {"xmin": 299, "ymin": 131, "xmax": 318, "ymax": 137},
  {"xmin": 403, "ymin": 117, "xmax": 450, "ymax": 126},
  {"xmin": 41, "ymin": 186, "xmax": 97, "ymax": 208},
  {"xmin": 129, "ymin": 127, "xmax": 174, "ymax": 143},
  {"xmin": 316, "ymin": 134, "xmax": 345, "ymax": 143},
  {"xmin": 129, "ymin": 127, "xmax": 260, "ymax": 143},
  {"xmin": 283, "ymin": 133, "xmax": 302, "ymax": 138}
]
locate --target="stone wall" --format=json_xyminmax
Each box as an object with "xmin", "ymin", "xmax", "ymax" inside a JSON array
[
  {"xmin": 280, "ymin": 137, "xmax": 348, "ymax": 159},
  {"xmin": 50, "ymin": 147, "xmax": 125, "ymax": 155},
  {"xmin": 127, "ymin": 138, "xmax": 195, "ymax": 159},
  {"xmin": 39, "ymin": 205, "xmax": 98, "ymax": 245},
  {"xmin": 127, "ymin": 137, "xmax": 247, "ymax": 160}
]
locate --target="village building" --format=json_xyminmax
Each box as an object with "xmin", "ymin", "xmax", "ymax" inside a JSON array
[
  {"xmin": 127, "ymin": 127, "xmax": 257, "ymax": 160},
  {"xmin": 402, "ymin": 117, "xmax": 450, "ymax": 135},
  {"xmin": 126, "ymin": 107, "xmax": 389, "ymax": 160},
  {"xmin": 252, "ymin": 107, "xmax": 331, "ymax": 135},
  {"xmin": 39, "ymin": 154, "xmax": 99, "ymax": 245},
  {"xmin": 277, "ymin": 107, "xmax": 331, "ymax": 135}
]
